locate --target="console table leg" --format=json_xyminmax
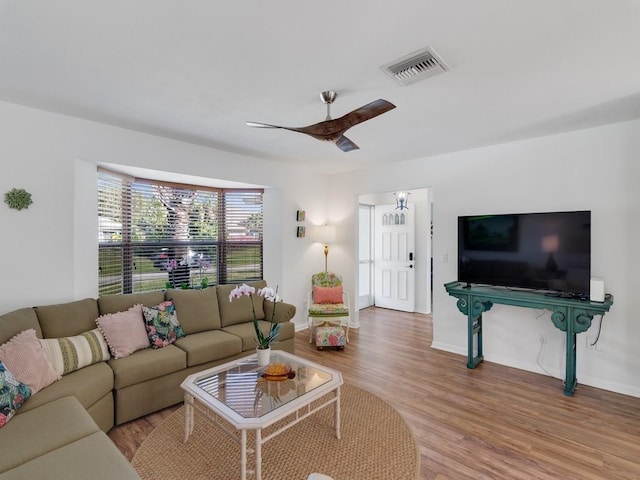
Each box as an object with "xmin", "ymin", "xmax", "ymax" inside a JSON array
[
  {"xmin": 467, "ymin": 313, "xmax": 484, "ymax": 369},
  {"xmin": 564, "ymin": 331, "xmax": 578, "ymax": 396}
]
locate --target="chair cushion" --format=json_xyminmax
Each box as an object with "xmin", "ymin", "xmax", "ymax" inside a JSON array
[
  {"xmin": 311, "ymin": 271, "xmax": 343, "ymax": 287},
  {"xmin": 308, "ymin": 303, "xmax": 349, "ymax": 316}
]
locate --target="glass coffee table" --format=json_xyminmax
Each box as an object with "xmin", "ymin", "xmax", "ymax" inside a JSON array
[{"xmin": 181, "ymin": 350, "xmax": 343, "ymax": 480}]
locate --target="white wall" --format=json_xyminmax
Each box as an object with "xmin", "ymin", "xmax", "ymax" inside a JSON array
[
  {"xmin": 0, "ymin": 101, "xmax": 330, "ymax": 330},
  {"xmin": 329, "ymin": 119, "xmax": 640, "ymax": 397},
  {"xmin": 3, "ymin": 98, "xmax": 639, "ymax": 397}
]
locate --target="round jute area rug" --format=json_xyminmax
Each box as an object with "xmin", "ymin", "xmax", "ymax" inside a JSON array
[{"xmin": 132, "ymin": 383, "xmax": 420, "ymax": 480}]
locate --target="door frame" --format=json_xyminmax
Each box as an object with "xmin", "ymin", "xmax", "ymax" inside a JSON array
[{"xmin": 357, "ymin": 188, "xmax": 432, "ymax": 315}]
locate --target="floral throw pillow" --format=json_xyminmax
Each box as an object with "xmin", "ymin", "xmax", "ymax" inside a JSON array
[
  {"xmin": 0, "ymin": 361, "xmax": 31, "ymax": 428},
  {"xmin": 142, "ymin": 301, "xmax": 186, "ymax": 349}
]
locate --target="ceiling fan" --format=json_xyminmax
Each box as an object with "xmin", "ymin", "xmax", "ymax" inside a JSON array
[{"xmin": 246, "ymin": 91, "xmax": 396, "ymax": 152}]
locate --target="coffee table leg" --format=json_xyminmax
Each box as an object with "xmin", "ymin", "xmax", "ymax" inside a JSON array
[
  {"xmin": 255, "ymin": 428, "xmax": 262, "ymax": 480},
  {"xmin": 240, "ymin": 429, "xmax": 247, "ymax": 480},
  {"xmin": 183, "ymin": 393, "xmax": 194, "ymax": 443},
  {"xmin": 335, "ymin": 386, "xmax": 341, "ymax": 440}
]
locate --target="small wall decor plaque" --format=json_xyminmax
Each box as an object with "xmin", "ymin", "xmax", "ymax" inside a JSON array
[
  {"xmin": 296, "ymin": 210, "xmax": 306, "ymax": 222},
  {"xmin": 4, "ymin": 188, "xmax": 33, "ymax": 211},
  {"xmin": 297, "ymin": 226, "xmax": 306, "ymax": 238}
]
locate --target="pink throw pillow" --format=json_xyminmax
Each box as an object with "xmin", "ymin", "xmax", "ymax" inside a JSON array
[
  {"xmin": 0, "ymin": 329, "xmax": 60, "ymax": 394},
  {"xmin": 313, "ymin": 286, "xmax": 343, "ymax": 304},
  {"xmin": 95, "ymin": 304, "xmax": 150, "ymax": 359}
]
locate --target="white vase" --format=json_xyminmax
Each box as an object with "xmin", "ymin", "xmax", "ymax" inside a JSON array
[{"xmin": 256, "ymin": 347, "xmax": 271, "ymax": 366}]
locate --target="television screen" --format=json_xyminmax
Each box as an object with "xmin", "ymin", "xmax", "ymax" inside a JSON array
[{"xmin": 458, "ymin": 211, "xmax": 591, "ymax": 295}]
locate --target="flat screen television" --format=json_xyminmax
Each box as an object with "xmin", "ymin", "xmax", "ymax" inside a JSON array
[{"xmin": 458, "ymin": 210, "xmax": 591, "ymax": 296}]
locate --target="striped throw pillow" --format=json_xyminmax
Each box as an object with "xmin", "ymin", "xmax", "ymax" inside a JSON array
[{"xmin": 39, "ymin": 328, "xmax": 111, "ymax": 376}]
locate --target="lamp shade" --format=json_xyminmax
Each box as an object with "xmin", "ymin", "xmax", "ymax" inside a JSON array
[{"xmin": 312, "ymin": 225, "xmax": 337, "ymax": 244}]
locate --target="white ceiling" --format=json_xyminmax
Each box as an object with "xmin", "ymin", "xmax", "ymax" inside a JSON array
[{"xmin": 2, "ymin": 1, "xmax": 640, "ymax": 175}]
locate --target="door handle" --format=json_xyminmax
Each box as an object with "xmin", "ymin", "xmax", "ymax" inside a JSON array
[{"xmin": 405, "ymin": 264, "xmax": 414, "ymax": 268}]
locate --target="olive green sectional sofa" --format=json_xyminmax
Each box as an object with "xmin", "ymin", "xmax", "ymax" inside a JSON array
[{"xmin": 0, "ymin": 281, "xmax": 296, "ymax": 479}]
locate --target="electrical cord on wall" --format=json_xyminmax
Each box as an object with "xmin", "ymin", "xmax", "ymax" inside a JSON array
[
  {"xmin": 589, "ymin": 315, "xmax": 604, "ymax": 347},
  {"xmin": 536, "ymin": 332, "xmax": 562, "ymax": 380}
]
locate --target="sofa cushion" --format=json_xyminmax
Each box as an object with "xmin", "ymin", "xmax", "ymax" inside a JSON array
[
  {"xmin": 35, "ymin": 298, "xmax": 99, "ymax": 338},
  {"xmin": 174, "ymin": 330, "xmax": 242, "ymax": 367},
  {"xmin": 0, "ymin": 361, "xmax": 31, "ymax": 428},
  {"xmin": 96, "ymin": 305, "xmax": 150, "ymax": 359},
  {"xmin": 222, "ymin": 320, "xmax": 295, "ymax": 352},
  {"xmin": 0, "ymin": 329, "xmax": 60, "ymax": 394},
  {"xmin": 142, "ymin": 301, "xmax": 186, "ymax": 349},
  {"xmin": 0, "ymin": 431, "xmax": 141, "ymax": 480},
  {"xmin": 19, "ymin": 362, "xmax": 113, "ymax": 415},
  {"xmin": 0, "ymin": 396, "xmax": 100, "ymax": 474},
  {"xmin": 165, "ymin": 287, "xmax": 222, "ymax": 333},
  {"xmin": 39, "ymin": 328, "xmax": 110, "ymax": 376},
  {"xmin": 217, "ymin": 280, "xmax": 267, "ymax": 327},
  {"xmin": 98, "ymin": 291, "xmax": 166, "ymax": 315},
  {"xmin": 108, "ymin": 344, "xmax": 186, "ymax": 389},
  {"xmin": 0, "ymin": 309, "xmax": 42, "ymax": 345}
]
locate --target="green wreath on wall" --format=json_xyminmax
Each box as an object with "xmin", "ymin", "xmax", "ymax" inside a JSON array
[{"xmin": 4, "ymin": 188, "xmax": 33, "ymax": 211}]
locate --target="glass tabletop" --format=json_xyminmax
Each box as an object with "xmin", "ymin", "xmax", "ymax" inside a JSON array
[{"xmin": 194, "ymin": 352, "xmax": 335, "ymax": 418}]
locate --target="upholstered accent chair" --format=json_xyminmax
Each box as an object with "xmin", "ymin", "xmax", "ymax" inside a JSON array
[{"xmin": 307, "ymin": 271, "xmax": 350, "ymax": 343}]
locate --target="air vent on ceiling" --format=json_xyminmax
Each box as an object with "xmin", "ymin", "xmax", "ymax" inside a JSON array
[{"xmin": 381, "ymin": 47, "xmax": 449, "ymax": 86}]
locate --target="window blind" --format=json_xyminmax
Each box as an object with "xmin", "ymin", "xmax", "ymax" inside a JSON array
[{"xmin": 98, "ymin": 169, "xmax": 263, "ymax": 295}]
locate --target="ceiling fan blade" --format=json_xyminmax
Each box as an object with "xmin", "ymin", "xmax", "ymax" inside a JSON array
[
  {"xmin": 293, "ymin": 99, "xmax": 396, "ymax": 141},
  {"xmin": 247, "ymin": 97, "xmax": 395, "ymax": 151},
  {"xmin": 335, "ymin": 99, "xmax": 396, "ymax": 131},
  {"xmin": 246, "ymin": 121, "xmax": 281, "ymax": 128},
  {"xmin": 335, "ymin": 135, "xmax": 359, "ymax": 152}
]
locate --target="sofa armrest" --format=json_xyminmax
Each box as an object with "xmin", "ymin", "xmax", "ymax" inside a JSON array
[{"xmin": 263, "ymin": 301, "xmax": 296, "ymax": 323}]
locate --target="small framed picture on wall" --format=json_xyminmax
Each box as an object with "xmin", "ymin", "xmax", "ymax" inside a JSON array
[
  {"xmin": 296, "ymin": 210, "xmax": 306, "ymax": 222},
  {"xmin": 297, "ymin": 226, "xmax": 306, "ymax": 238}
]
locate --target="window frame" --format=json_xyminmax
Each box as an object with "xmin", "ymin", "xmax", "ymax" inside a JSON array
[{"xmin": 98, "ymin": 168, "xmax": 263, "ymax": 295}]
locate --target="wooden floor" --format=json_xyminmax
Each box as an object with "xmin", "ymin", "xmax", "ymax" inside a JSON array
[{"xmin": 109, "ymin": 307, "xmax": 640, "ymax": 479}]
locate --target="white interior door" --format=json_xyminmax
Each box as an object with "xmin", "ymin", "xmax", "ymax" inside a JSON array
[{"xmin": 374, "ymin": 204, "xmax": 416, "ymax": 312}]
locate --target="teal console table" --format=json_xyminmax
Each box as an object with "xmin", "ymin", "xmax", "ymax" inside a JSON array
[{"xmin": 444, "ymin": 281, "xmax": 613, "ymax": 396}]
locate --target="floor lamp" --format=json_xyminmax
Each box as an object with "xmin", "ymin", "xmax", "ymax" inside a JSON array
[{"xmin": 313, "ymin": 225, "xmax": 337, "ymax": 272}]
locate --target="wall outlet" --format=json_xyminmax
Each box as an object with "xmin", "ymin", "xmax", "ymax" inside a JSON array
[
  {"xmin": 442, "ymin": 253, "xmax": 448, "ymax": 263},
  {"xmin": 586, "ymin": 336, "xmax": 597, "ymax": 350}
]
